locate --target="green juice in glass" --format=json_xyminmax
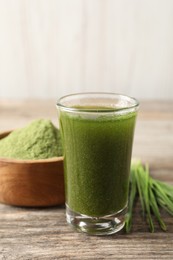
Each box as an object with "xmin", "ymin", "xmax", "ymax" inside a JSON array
[
  {"xmin": 60, "ymin": 108, "xmax": 136, "ymax": 217},
  {"xmin": 57, "ymin": 93, "xmax": 139, "ymax": 235}
]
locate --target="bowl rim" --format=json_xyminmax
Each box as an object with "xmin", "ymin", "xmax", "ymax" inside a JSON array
[{"xmin": 0, "ymin": 156, "xmax": 63, "ymax": 164}]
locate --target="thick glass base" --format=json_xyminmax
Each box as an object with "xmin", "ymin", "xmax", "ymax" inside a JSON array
[{"xmin": 66, "ymin": 204, "xmax": 127, "ymax": 236}]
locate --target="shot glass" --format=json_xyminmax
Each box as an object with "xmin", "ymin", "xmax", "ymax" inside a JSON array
[{"xmin": 56, "ymin": 93, "xmax": 139, "ymax": 235}]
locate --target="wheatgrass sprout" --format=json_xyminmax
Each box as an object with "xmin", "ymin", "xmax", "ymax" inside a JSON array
[{"xmin": 125, "ymin": 160, "xmax": 173, "ymax": 233}]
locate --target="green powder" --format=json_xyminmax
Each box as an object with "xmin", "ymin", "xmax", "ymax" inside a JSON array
[{"xmin": 0, "ymin": 119, "xmax": 62, "ymax": 160}]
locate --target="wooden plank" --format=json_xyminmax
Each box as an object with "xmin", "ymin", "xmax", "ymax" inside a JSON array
[
  {"xmin": 0, "ymin": 100, "xmax": 173, "ymax": 259},
  {"xmin": 0, "ymin": 186, "xmax": 173, "ymax": 260}
]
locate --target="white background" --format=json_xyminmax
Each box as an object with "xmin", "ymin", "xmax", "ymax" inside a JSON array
[{"xmin": 0, "ymin": 0, "xmax": 173, "ymax": 100}]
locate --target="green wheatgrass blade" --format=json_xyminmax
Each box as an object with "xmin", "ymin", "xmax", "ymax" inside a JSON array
[
  {"xmin": 153, "ymin": 179, "xmax": 173, "ymax": 200},
  {"xmin": 154, "ymin": 188, "xmax": 173, "ymax": 215},
  {"xmin": 148, "ymin": 179, "xmax": 167, "ymax": 231},
  {"xmin": 156, "ymin": 197, "xmax": 173, "ymax": 216},
  {"xmin": 125, "ymin": 167, "xmax": 137, "ymax": 233},
  {"xmin": 152, "ymin": 181, "xmax": 173, "ymax": 213},
  {"xmin": 135, "ymin": 165, "xmax": 145, "ymax": 216},
  {"xmin": 128, "ymin": 160, "xmax": 173, "ymax": 233},
  {"xmin": 152, "ymin": 178, "xmax": 173, "ymax": 193},
  {"xmin": 133, "ymin": 162, "xmax": 154, "ymax": 232},
  {"xmin": 156, "ymin": 180, "xmax": 173, "ymax": 192},
  {"xmin": 143, "ymin": 164, "xmax": 154, "ymax": 233},
  {"xmin": 150, "ymin": 177, "xmax": 173, "ymax": 215}
]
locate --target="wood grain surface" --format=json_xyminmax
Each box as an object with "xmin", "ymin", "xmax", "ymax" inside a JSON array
[{"xmin": 0, "ymin": 100, "xmax": 173, "ymax": 259}]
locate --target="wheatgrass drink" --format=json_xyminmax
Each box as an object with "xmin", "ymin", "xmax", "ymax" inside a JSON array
[{"xmin": 57, "ymin": 93, "xmax": 139, "ymax": 235}]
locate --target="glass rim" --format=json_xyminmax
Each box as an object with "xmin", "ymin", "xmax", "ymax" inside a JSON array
[{"xmin": 56, "ymin": 92, "xmax": 139, "ymax": 113}]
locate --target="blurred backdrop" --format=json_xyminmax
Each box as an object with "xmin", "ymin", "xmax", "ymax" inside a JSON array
[{"xmin": 0, "ymin": 0, "xmax": 173, "ymax": 100}]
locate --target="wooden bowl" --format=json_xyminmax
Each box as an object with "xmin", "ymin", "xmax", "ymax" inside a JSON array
[{"xmin": 0, "ymin": 131, "xmax": 65, "ymax": 207}]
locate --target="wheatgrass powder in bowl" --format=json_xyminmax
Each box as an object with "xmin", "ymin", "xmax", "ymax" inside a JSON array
[{"xmin": 0, "ymin": 119, "xmax": 62, "ymax": 160}]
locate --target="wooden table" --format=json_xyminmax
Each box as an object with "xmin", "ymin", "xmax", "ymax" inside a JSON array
[{"xmin": 0, "ymin": 100, "xmax": 173, "ymax": 259}]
